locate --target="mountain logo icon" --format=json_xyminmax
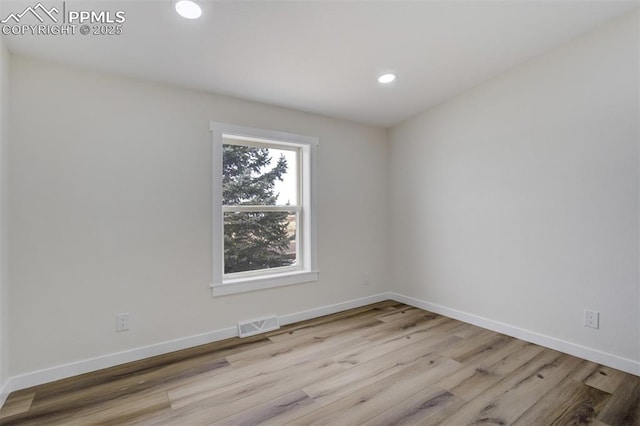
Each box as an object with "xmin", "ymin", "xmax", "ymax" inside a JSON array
[{"xmin": 1, "ymin": 2, "xmax": 59, "ymax": 24}]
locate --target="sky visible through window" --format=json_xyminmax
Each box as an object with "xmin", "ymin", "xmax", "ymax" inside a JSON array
[{"xmin": 270, "ymin": 148, "xmax": 297, "ymax": 206}]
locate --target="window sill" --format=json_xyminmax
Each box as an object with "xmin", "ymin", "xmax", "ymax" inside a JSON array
[{"xmin": 210, "ymin": 270, "xmax": 319, "ymax": 296}]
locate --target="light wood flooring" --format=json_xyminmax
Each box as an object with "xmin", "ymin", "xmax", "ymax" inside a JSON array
[{"xmin": 1, "ymin": 301, "xmax": 639, "ymax": 425}]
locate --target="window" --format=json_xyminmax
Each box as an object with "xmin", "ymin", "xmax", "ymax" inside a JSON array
[{"xmin": 210, "ymin": 122, "xmax": 318, "ymax": 296}]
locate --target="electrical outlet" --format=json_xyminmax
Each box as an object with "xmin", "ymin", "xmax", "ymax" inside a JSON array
[
  {"xmin": 584, "ymin": 309, "xmax": 599, "ymax": 329},
  {"xmin": 116, "ymin": 313, "xmax": 129, "ymax": 332}
]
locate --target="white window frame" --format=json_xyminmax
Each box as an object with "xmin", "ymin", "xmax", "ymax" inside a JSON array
[{"xmin": 210, "ymin": 122, "xmax": 319, "ymax": 296}]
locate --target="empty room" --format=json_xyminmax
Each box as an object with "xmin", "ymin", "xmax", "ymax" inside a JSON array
[{"xmin": 0, "ymin": 0, "xmax": 638, "ymax": 424}]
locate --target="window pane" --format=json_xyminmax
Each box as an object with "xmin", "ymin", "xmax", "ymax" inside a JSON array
[
  {"xmin": 223, "ymin": 144, "xmax": 298, "ymax": 206},
  {"xmin": 224, "ymin": 211, "xmax": 297, "ymax": 274}
]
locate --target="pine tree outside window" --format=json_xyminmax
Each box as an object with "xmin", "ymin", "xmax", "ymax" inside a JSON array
[
  {"xmin": 222, "ymin": 139, "xmax": 298, "ymax": 275},
  {"xmin": 210, "ymin": 123, "xmax": 319, "ymax": 296}
]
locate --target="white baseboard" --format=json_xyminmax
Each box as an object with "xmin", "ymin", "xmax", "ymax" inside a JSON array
[
  {"xmin": 2, "ymin": 290, "xmax": 637, "ymax": 406},
  {"xmin": 2, "ymin": 292, "xmax": 391, "ymax": 399},
  {"xmin": 387, "ymin": 292, "xmax": 640, "ymax": 377},
  {"xmin": 279, "ymin": 293, "xmax": 391, "ymax": 326},
  {"xmin": 5, "ymin": 326, "xmax": 239, "ymax": 396},
  {"xmin": 0, "ymin": 378, "xmax": 9, "ymax": 408}
]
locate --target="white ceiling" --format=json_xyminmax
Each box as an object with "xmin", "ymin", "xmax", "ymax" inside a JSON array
[{"xmin": 1, "ymin": 0, "xmax": 638, "ymax": 127}]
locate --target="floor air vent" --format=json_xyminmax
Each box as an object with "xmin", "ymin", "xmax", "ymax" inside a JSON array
[{"xmin": 238, "ymin": 315, "xmax": 280, "ymax": 338}]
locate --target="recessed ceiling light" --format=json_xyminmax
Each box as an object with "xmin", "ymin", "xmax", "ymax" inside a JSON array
[
  {"xmin": 174, "ymin": 0, "xmax": 202, "ymax": 19},
  {"xmin": 378, "ymin": 73, "xmax": 396, "ymax": 84}
]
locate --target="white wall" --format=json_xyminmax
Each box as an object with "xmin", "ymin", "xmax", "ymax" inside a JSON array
[
  {"xmin": 0, "ymin": 39, "xmax": 10, "ymax": 392},
  {"xmin": 8, "ymin": 56, "xmax": 389, "ymax": 375},
  {"xmin": 389, "ymin": 11, "xmax": 639, "ymax": 365}
]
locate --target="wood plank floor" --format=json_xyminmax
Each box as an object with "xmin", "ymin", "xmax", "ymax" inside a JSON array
[{"xmin": 1, "ymin": 301, "xmax": 638, "ymax": 425}]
